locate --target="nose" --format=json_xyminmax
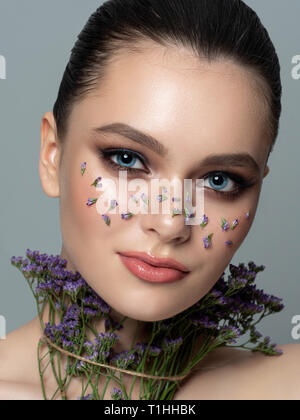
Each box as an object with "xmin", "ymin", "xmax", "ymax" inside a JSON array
[{"xmin": 140, "ymin": 212, "xmax": 191, "ymax": 245}]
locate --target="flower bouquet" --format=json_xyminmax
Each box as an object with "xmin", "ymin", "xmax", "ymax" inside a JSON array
[{"xmin": 11, "ymin": 249, "xmax": 284, "ymax": 400}]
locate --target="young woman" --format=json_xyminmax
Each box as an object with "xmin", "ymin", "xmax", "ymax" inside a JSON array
[{"xmin": 1, "ymin": 0, "xmax": 299, "ymax": 400}]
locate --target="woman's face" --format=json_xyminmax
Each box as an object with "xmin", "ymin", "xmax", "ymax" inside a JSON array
[{"xmin": 40, "ymin": 44, "xmax": 270, "ymax": 322}]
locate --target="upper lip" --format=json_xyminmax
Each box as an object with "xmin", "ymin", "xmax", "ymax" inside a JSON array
[{"xmin": 118, "ymin": 251, "xmax": 190, "ymax": 272}]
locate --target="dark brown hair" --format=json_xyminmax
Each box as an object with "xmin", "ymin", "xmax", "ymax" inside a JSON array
[{"xmin": 53, "ymin": 0, "xmax": 282, "ymax": 156}]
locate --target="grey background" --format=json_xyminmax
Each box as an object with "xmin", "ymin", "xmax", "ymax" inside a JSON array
[{"xmin": 0, "ymin": 0, "xmax": 299, "ymax": 345}]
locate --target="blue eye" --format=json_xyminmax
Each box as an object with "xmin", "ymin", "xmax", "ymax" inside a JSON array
[
  {"xmin": 200, "ymin": 171, "xmax": 255, "ymax": 200},
  {"xmin": 207, "ymin": 172, "xmax": 231, "ymax": 191},
  {"xmin": 98, "ymin": 148, "xmax": 148, "ymax": 174}
]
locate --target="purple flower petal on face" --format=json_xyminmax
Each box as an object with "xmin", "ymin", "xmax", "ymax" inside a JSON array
[
  {"xmin": 200, "ymin": 214, "xmax": 208, "ymax": 228},
  {"xmin": 225, "ymin": 240, "xmax": 233, "ymax": 246},
  {"xmin": 108, "ymin": 199, "xmax": 118, "ymax": 211},
  {"xmin": 101, "ymin": 214, "xmax": 111, "ymax": 226},
  {"xmin": 86, "ymin": 198, "xmax": 98, "ymax": 207},
  {"xmin": 203, "ymin": 233, "xmax": 213, "ymax": 248},
  {"xmin": 231, "ymin": 219, "xmax": 239, "ymax": 230},
  {"xmin": 121, "ymin": 212, "xmax": 134, "ymax": 220},
  {"xmin": 221, "ymin": 218, "xmax": 230, "ymax": 231},
  {"xmin": 140, "ymin": 193, "xmax": 149, "ymax": 205},
  {"xmin": 245, "ymin": 211, "xmax": 250, "ymax": 219},
  {"xmin": 81, "ymin": 162, "xmax": 87, "ymax": 176},
  {"xmin": 157, "ymin": 194, "xmax": 168, "ymax": 202},
  {"xmin": 91, "ymin": 177, "xmax": 102, "ymax": 187}
]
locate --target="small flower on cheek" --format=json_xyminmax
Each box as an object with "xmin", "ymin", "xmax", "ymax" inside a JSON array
[
  {"xmin": 221, "ymin": 218, "xmax": 230, "ymax": 231},
  {"xmin": 121, "ymin": 212, "xmax": 134, "ymax": 220},
  {"xmin": 245, "ymin": 210, "xmax": 250, "ymax": 219},
  {"xmin": 231, "ymin": 219, "xmax": 239, "ymax": 230},
  {"xmin": 86, "ymin": 198, "xmax": 98, "ymax": 207},
  {"xmin": 203, "ymin": 233, "xmax": 214, "ymax": 249},
  {"xmin": 91, "ymin": 177, "xmax": 102, "ymax": 187},
  {"xmin": 101, "ymin": 214, "xmax": 111, "ymax": 226},
  {"xmin": 200, "ymin": 214, "xmax": 208, "ymax": 228},
  {"xmin": 108, "ymin": 199, "xmax": 118, "ymax": 211},
  {"xmin": 225, "ymin": 240, "xmax": 233, "ymax": 246},
  {"xmin": 157, "ymin": 194, "xmax": 168, "ymax": 202},
  {"xmin": 141, "ymin": 193, "xmax": 149, "ymax": 205},
  {"xmin": 81, "ymin": 162, "xmax": 87, "ymax": 176}
]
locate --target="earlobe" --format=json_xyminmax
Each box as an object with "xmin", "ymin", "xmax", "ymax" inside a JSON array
[{"xmin": 39, "ymin": 112, "xmax": 61, "ymax": 198}]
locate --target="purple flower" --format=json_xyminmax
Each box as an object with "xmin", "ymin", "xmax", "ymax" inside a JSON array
[
  {"xmin": 101, "ymin": 214, "xmax": 111, "ymax": 226},
  {"xmin": 200, "ymin": 214, "xmax": 208, "ymax": 228},
  {"xmin": 203, "ymin": 233, "xmax": 213, "ymax": 249},
  {"xmin": 148, "ymin": 345, "xmax": 162, "ymax": 357},
  {"xmin": 157, "ymin": 194, "xmax": 168, "ymax": 202},
  {"xmin": 78, "ymin": 394, "xmax": 93, "ymax": 400},
  {"xmin": 221, "ymin": 218, "xmax": 230, "ymax": 231},
  {"xmin": 231, "ymin": 218, "xmax": 239, "ymax": 230},
  {"xmin": 191, "ymin": 316, "xmax": 218, "ymax": 330},
  {"xmin": 86, "ymin": 198, "xmax": 98, "ymax": 207},
  {"xmin": 81, "ymin": 162, "xmax": 87, "ymax": 176},
  {"xmin": 141, "ymin": 193, "xmax": 149, "ymax": 205},
  {"xmin": 111, "ymin": 388, "xmax": 124, "ymax": 400},
  {"xmin": 225, "ymin": 240, "xmax": 233, "ymax": 246},
  {"xmin": 245, "ymin": 211, "xmax": 250, "ymax": 219},
  {"xmin": 91, "ymin": 177, "xmax": 102, "ymax": 187},
  {"xmin": 121, "ymin": 212, "xmax": 134, "ymax": 220},
  {"xmin": 108, "ymin": 199, "xmax": 118, "ymax": 211},
  {"xmin": 111, "ymin": 350, "xmax": 136, "ymax": 369},
  {"xmin": 134, "ymin": 343, "xmax": 148, "ymax": 356},
  {"xmin": 162, "ymin": 337, "xmax": 183, "ymax": 353}
]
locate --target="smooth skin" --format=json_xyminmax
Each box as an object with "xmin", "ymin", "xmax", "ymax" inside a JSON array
[{"xmin": 1, "ymin": 42, "xmax": 299, "ymax": 400}]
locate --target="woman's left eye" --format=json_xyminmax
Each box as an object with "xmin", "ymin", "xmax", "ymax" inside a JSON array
[
  {"xmin": 196, "ymin": 171, "xmax": 255, "ymax": 200},
  {"xmin": 205, "ymin": 172, "xmax": 236, "ymax": 192},
  {"xmin": 98, "ymin": 148, "xmax": 149, "ymax": 174}
]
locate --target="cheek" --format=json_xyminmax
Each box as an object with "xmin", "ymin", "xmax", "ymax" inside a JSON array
[
  {"xmin": 60, "ymin": 159, "xmax": 131, "ymax": 246},
  {"xmin": 196, "ymin": 193, "xmax": 258, "ymax": 254}
]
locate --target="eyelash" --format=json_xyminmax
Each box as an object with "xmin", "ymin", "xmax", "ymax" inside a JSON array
[{"xmin": 97, "ymin": 147, "xmax": 256, "ymax": 201}]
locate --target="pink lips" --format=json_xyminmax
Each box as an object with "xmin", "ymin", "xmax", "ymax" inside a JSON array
[{"xmin": 118, "ymin": 251, "xmax": 190, "ymax": 283}]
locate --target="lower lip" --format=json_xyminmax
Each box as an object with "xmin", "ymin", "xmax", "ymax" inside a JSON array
[{"xmin": 118, "ymin": 254, "xmax": 188, "ymax": 283}]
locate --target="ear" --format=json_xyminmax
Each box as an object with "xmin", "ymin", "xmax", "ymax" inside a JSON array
[
  {"xmin": 39, "ymin": 112, "xmax": 61, "ymax": 197},
  {"xmin": 263, "ymin": 165, "xmax": 270, "ymax": 179}
]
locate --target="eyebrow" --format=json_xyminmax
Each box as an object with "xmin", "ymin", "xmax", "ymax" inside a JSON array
[{"xmin": 92, "ymin": 123, "xmax": 260, "ymax": 174}]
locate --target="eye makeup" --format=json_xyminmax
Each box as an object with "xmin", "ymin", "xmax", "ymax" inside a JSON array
[
  {"xmin": 97, "ymin": 147, "xmax": 150, "ymax": 175},
  {"xmin": 96, "ymin": 146, "xmax": 258, "ymax": 202}
]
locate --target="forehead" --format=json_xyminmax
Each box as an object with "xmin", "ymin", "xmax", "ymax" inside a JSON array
[{"xmin": 71, "ymin": 45, "xmax": 270, "ymax": 169}]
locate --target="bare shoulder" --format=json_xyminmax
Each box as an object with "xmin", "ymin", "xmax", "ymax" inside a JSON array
[
  {"xmin": 0, "ymin": 317, "xmax": 42, "ymax": 399},
  {"xmin": 173, "ymin": 344, "xmax": 300, "ymax": 400}
]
